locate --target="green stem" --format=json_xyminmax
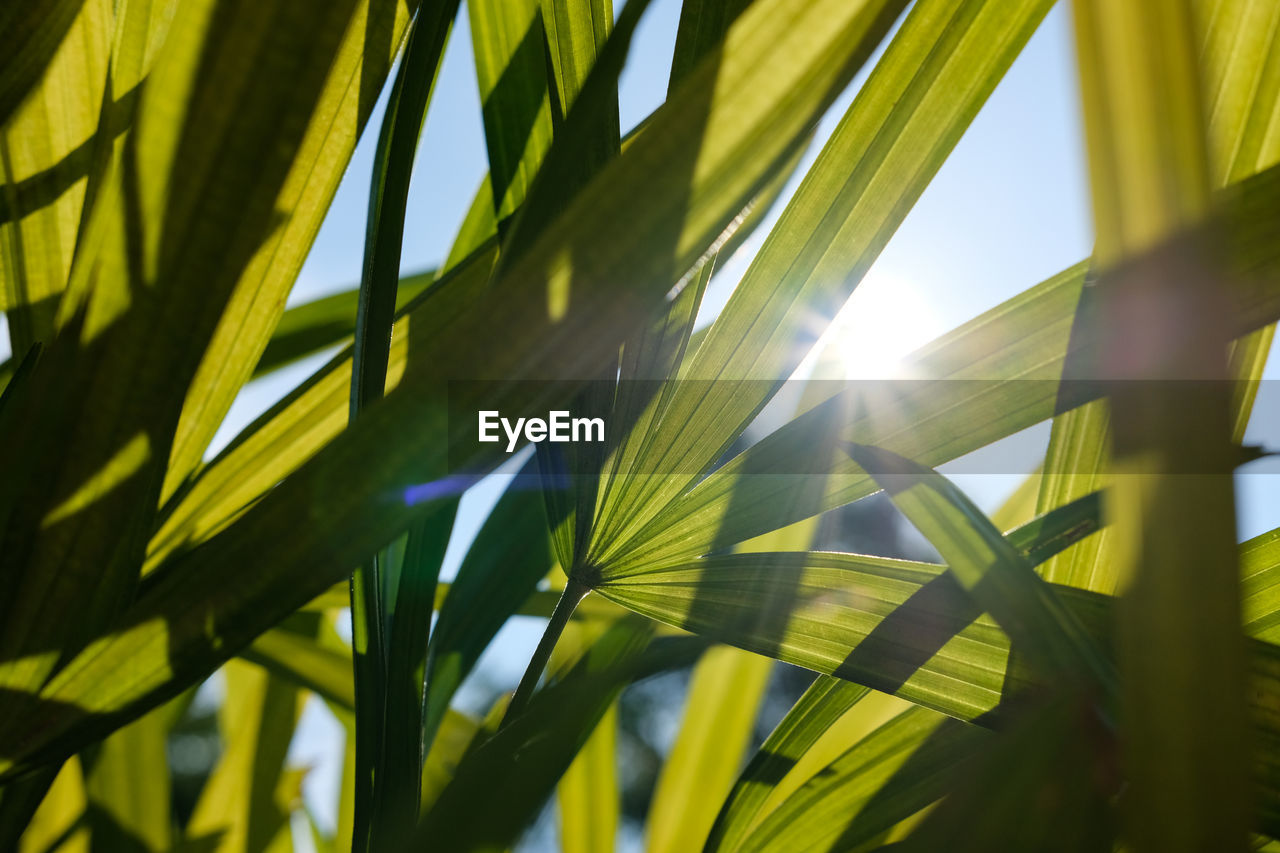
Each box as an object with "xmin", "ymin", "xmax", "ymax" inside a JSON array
[
  {"xmin": 345, "ymin": 3, "xmax": 458, "ymax": 848},
  {"xmin": 503, "ymin": 576, "xmax": 590, "ymax": 725},
  {"xmin": 348, "ymin": 560, "xmax": 385, "ymax": 853}
]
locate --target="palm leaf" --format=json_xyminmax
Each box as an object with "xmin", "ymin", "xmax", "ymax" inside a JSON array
[
  {"xmin": 251, "ymin": 271, "xmax": 434, "ymax": 379},
  {"xmin": 845, "ymin": 443, "xmax": 1113, "ymax": 688},
  {"xmin": 345, "ymin": 4, "xmax": 459, "ymax": 847},
  {"xmin": 0, "ymin": 0, "xmax": 109, "ymax": 350},
  {"xmin": 84, "ymin": 704, "xmax": 176, "ymax": 852},
  {"xmin": 706, "ymin": 676, "xmax": 872, "ymax": 851},
  {"xmin": 183, "ymin": 660, "xmax": 304, "ymax": 852},
  {"xmin": 0, "ymin": 0, "xmax": 88, "ymax": 129},
  {"xmin": 587, "ymin": 0, "xmax": 1051, "ymax": 569},
  {"xmin": 558, "ymin": 701, "xmax": 620, "ymax": 853},
  {"xmin": 15, "ymin": 759, "xmax": 89, "ymax": 853},
  {"xmin": 1036, "ymin": 0, "xmax": 1280, "ymax": 595},
  {"xmin": 616, "ymin": 161, "xmax": 1280, "ymax": 572},
  {"xmin": 418, "ymin": 622, "xmax": 704, "ymax": 851},
  {"xmin": 0, "ymin": 0, "xmax": 419, "ymax": 705},
  {"xmin": 1073, "ymin": 0, "xmax": 1248, "ymax": 847},
  {"xmin": 736, "ymin": 706, "xmax": 980, "ymax": 853}
]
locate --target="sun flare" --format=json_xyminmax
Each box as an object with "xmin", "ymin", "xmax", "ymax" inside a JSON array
[{"xmin": 803, "ymin": 271, "xmax": 941, "ymax": 380}]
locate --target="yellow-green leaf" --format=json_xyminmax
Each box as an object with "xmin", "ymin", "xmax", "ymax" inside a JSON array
[{"xmin": 0, "ymin": 0, "xmax": 110, "ymax": 348}]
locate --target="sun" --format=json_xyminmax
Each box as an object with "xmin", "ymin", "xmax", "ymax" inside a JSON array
[{"xmin": 803, "ymin": 270, "xmax": 941, "ymax": 380}]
